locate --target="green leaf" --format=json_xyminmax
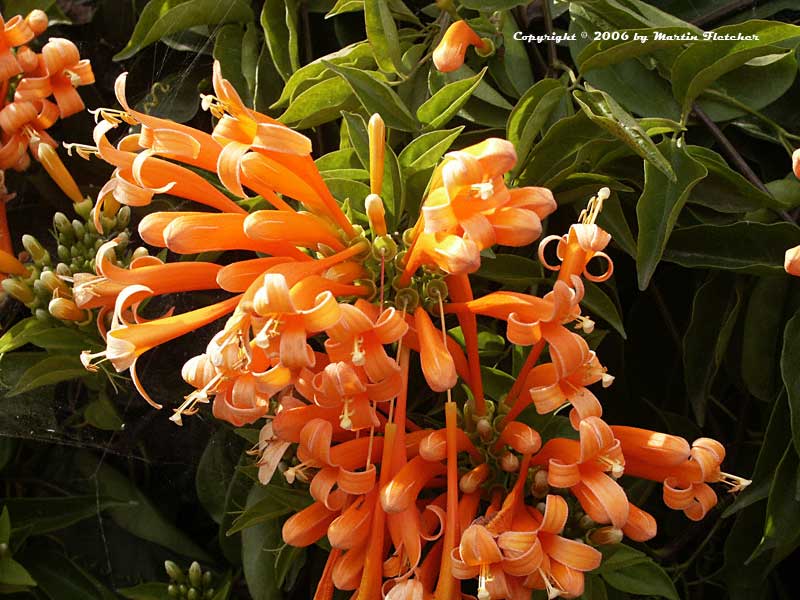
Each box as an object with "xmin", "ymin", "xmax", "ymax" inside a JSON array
[
  {"xmin": 687, "ymin": 145, "xmax": 777, "ymax": 213},
  {"xmin": 741, "ymin": 276, "xmax": 790, "ymax": 402},
  {"xmin": 417, "ymin": 68, "xmax": 486, "ymax": 130},
  {"xmin": 197, "ymin": 428, "xmax": 247, "ymax": 525},
  {"xmin": 118, "ymin": 582, "xmax": 171, "ymax": 600},
  {"xmin": 577, "ymin": 26, "xmax": 699, "ymax": 72},
  {"xmin": 724, "ymin": 394, "xmax": 790, "ymax": 517},
  {"xmin": 0, "ymin": 507, "xmax": 9, "ymax": 544},
  {"xmin": 398, "ymin": 127, "xmax": 463, "ymax": 171},
  {"xmin": 507, "ymin": 80, "xmax": 567, "ymax": 176},
  {"xmin": 76, "ymin": 454, "xmax": 212, "ymax": 561},
  {"xmin": 279, "ymin": 77, "xmax": 357, "ymax": 128},
  {"xmin": 596, "ymin": 190, "xmax": 637, "ymax": 257},
  {"xmin": 114, "ymin": 0, "xmax": 254, "ymax": 61},
  {"xmin": 325, "ymin": 63, "xmax": 419, "ymax": 131},
  {"xmin": 636, "ymin": 138, "xmax": 708, "ymax": 289},
  {"xmin": 271, "ymin": 42, "xmax": 374, "ymax": 109},
  {"xmin": 683, "ymin": 274, "xmax": 742, "ymax": 424},
  {"xmin": 213, "ymin": 24, "xmax": 252, "ymax": 107},
  {"xmin": 2, "ymin": 496, "xmax": 127, "ymax": 536},
  {"xmin": 20, "ymin": 542, "xmax": 115, "ymax": 600},
  {"xmin": 574, "ymin": 88, "xmax": 674, "ymax": 181},
  {"xmin": 0, "ymin": 318, "xmax": 52, "ymax": 354},
  {"xmin": 0, "ymin": 557, "xmax": 36, "ymax": 588},
  {"xmin": 0, "ymin": 0, "xmax": 69, "ymax": 24},
  {"xmin": 227, "ymin": 485, "xmax": 311, "ymax": 535},
  {"xmin": 782, "ymin": 308, "xmax": 800, "ymax": 457},
  {"xmin": 241, "ymin": 486, "xmax": 283, "ymax": 600},
  {"xmin": 749, "ymin": 444, "xmax": 800, "ymax": 566},
  {"xmin": 430, "ymin": 64, "xmax": 514, "ymax": 111},
  {"xmin": 460, "ymin": 0, "xmax": 527, "ymax": 9},
  {"xmin": 365, "ymin": 0, "xmax": 406, "ymax": 74},
  {"xmin": 489, "ymin": 11, "xmax": 534, "ymax": 98},
  {"xmin": 474, "ymin": 254, "xmax": 544, "ymax": 287},
  {"xmin": 261, "ymin": 0, "xmax": 300, "ymax": 81},
  {"xmin": 662, "ymin": 222, "xmax": 800, "ymax": 274},
  {"xmin": 599, "ymin": 545, "xmax": 679, "ymax": 600},
  {"xmin": 582, "ymin": 282, "xmax": 627, "ymax": 339},
  {"xmin": 7, "ymin": 354, "xmax": 88, "ymax": 397},
  {"xmin": 670, "ymin": 20, "xmax": 800, "ymax": 117},
  {"xmin": 766, "ymin": 176, "xmax": 800, "ymax": 210},
  {"xmin": 241, "ymin": 22, "xmax": 261, "ymax": 100}
]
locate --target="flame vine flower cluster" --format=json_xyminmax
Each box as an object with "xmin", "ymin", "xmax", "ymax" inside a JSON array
[
  {"xmin": 65, "ymin": 60, "xmax": 752, "ymax": 599},
  {"xmin": 1, "ymin": 7, "xmax": 95, "ymax": 280}
]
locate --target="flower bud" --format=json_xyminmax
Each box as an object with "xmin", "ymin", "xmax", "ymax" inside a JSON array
[
  {"xmin": 531, "ymin": 468, "xmax": 549, "ymax": 498},
  {"xmin": 49, "ymin": 297, "xmax": 86, "ymax": 322},
  {"xmin": 2, "ymin": 278, "xmax": 35, "ymax": 304},
  {"xmin": 786, "ymin": 244, "xmax": 800, "ymax": 277},
  {"xmin": 588, "ymin": 526, "xmax": 624, "ymax": 546},
  {"xmin": 499, "ymin": 451, "xmax": 519, "ymax": 473},
  {"xmin": 22, "ymin": 235, "xmax": 49, "ymax": 265},
  {"xmin": 164, "ymin": 561, "xmax": 184, "ymax": 582},
  {"xmin": 188, "ymin": 562, "xmax": 203, "ymax": 588},
  {"xmin": 26, "ymin": 9, "xmax": 48, "ymax": 35}
]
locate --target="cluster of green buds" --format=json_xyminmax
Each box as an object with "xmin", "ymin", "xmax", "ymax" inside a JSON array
[
  {"xmin": 0, "ymin": 197, "xmax": 144, "ymax": 325},
  {"xmin": 164, "ymin": 560, "xmax": 217, "ymax": 600}
]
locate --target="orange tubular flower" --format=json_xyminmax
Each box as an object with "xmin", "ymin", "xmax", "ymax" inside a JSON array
[
  {"xmin": 539, "ymin": 189, "xmax": 613, "ymax": 287},
  {"xmin": 433, "ymin": 21, "xmax": 491, "ymax": 73},
  {"xmin": 15, "ymin": 38, "xmax": 94, "ymax": 118},
  {"xmin": 0, "ymin": 12, "xmax": 35, "ymax": 81}
]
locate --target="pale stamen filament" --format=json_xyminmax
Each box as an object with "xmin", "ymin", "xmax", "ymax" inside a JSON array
[
  {"xmin": 88, "ymin": 108, "xmax": 137, "ymax": 126},
  {"xmin": 477, "ymin": 562, "xmax": 492, "ymax": 600},
  {"xmin": 80, "ymin": 349, "xmax": 108, "ymax": 372},
  {"xmin": 718, "ymin": 472, "xmax": 751, "ymax": 493},
  {"xmin": 540, "ymin": 568, "xmax": 565, "ymax": 599},
  {"xmin": 340, "ymin": 397, "xmax": 353, "ymax": 430},
  {"xmin": 200, "ymin": 94, "xmax": 228, "ymax": 119},
  {"xmin": 63, "ymin": 142, "xmax": 100, "ymax": 160},
  {"xmin": 471, "ymin": 180, "xmax": 494, "ymax": 201},
  {"xmin": 574, "ymin": 315, "xmax": 595, "ymax": 334},
  {"xmin": 284, "ymin": 462, "xmax": 314, "ymax": 484},
  {"xmin": 351, "ymin": 336, "xmax": 366, "ymax": 366},
  {"xmin": 170, "ymin": 371, "xmax": 225, "ymax": 425},
  {"xmin": 597, "ymin": 455, "xmax": 625, "ymax": 478},
  {"xmin": 579, "ymin": 187, "xmax": 610, "ymax": 225}
]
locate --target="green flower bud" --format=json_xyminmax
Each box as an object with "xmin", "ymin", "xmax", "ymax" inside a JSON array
[
  {"xmin": 72, "ymin": 220, "xmax": 86, "ymax": 240},
  {"xmin": 86, "ymin": 219, "xmax": 97, "ymax": 235},
  {"xmin": 178, "ymin": 584, "xmax": 187, "ymax": 596},
  {"xmin": 204, "ymin": 590, "xmax": 215, "ymax": 600},
  {"xmin": 56, "ymin": 263, "xmax": 72, "ymax": 277},
  {"xmin": 188, "ymin": 562, "xmax": 202, "ymax": 588},
  {"xmin": 57, "ymin": 244, "xmax": 70, "ymax": 262},
  {"xmin": 53, "ymin": 212, "xmax": 71, "ymax": 234},
  {"xmin": 100, "ymin": 216, "xmax": 116, "ymax": 234},
  {"xmin": 164, "ymin": 561, "xmax": 185, "ymax": 582},
  {"xmin": 167, "ymin": 584, "xmax": 179, "ymax": 597},
  {"xmin": 132, "ymin": 247, "xmax": 149, "ymax": 260},
  {"xmin": 74, "ymin": 198, "xmax": 93, "ymax": 221},
  {"xmin": 22, "ymin": 235, "xmax": 49, "ymax": 265},
  {"xmin": 202, "ymin": 571, "xmax": 212, "ymax": 587},
  {"xmin": 2, "ymin": 278, "xmax": 35, "ymax": 304},
  {"xmin": 117, "ymin": 206, "xmax": 131, "ymax": 228},
  {"xmin": 187, "ymin": 589, "xmax": 199, "ymax": 600},
  {"xmin": 34, "ymin": 308, "xmax": 49, "ymax": 321}
]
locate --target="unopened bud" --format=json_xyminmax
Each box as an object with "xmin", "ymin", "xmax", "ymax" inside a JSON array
[
  {"xmin": 26, "ymin": 9, "xmax": 48, "ymax": 35},
  {"xmin": 22, "ymin": 235, "xmax": 49, "ymax": 265},
  {"xmin": 56, "ymin": 263, "xmax": 72, "ymax": 277},
  {"xmin": 476, "ymin": 417, "xmax": 492, "ymax": 439},
  {"xmin": 132, "ymin": 247, "xmax": 150, "ymax": 260},
  {"xmin": 202, "ymin": 571, "xmax": 212, "ymax": 587},
  {"xmin": 588, "ymin": 526, "xmax": 624, "ymax": 546},
  {"xmin": 2, "ymin": 278, "xmax": 34, "ymax": 304},
  {"xmin": 74, "ymin": 199, "xmax": 93, "ymax": 221},
  {"xmin": 72, "ymin": 220, "xmax": 86, "ymax": 240},
  {"xmin": 365, "ymin": 194, "xmax": 387, "ymax": 236},
  {"xmin": 499, "ymin": 451, "xmax": 519, "ymax": 473},
  {"xmin": 459, "ymin": 463, "xmax": 490, "ymax": 494},
  {"xmin": 117, "ymin": 206, "xmax": 131, "ymax": 228},
  {"xmin": 164, "ymin": 561, "xmax": 185, "ymax": 583},
  {"xmin": 39, "ymin": 270, "xmax": 69, "ymax": 294},
  {"xmin": 371, "ymin": 233, "xmax": 397, "ymax": 261},
  {"xmin": 578, "ymin": 514, "xmax": 596, "ymax": 530},
  {"xmin": 188, "ymin": 562, "xmax": 202, "ymax": 588},
  {"xmin": 532, "ymin": 469, "xmax": 549, "ymax": 498},
  {"xmin": 188, "ymin": 589, "xmax": 199, "ymax": 600},
  {"xmin": 368, "ymin": 115, "xmax": 385, "ymax": 196},
  {"xmin": 49, "ymin": 297, "xmax": 86, "ymax": 322}
]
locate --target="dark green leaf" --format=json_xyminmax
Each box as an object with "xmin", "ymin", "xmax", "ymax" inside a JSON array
[
  {"xmin": 766, "ymin": 176, "xmax": 800, "ymax": 210},
  {"xmin": 241, "ymin": 486, "xmax": 283, "ymax": 599},
  {"xmin": 261, "ymin": 0, "xmax": 300, "ymax": 81},
  {"xmin": 227, "ymin": 485, "xmax": 311, "ymax": 535},
  {"xmin": 326, "ymin": 63, "xmax": 418, "ymax": 131},
  {"xmin": 21, "ymin": 542, "xmax": 115, "ymax": 600},
  {"xmin": 0, "ymin": 507, "xmax": 9, "ymax": 544},
  {"xmin": 474, "ymin": 254, "xmax": 544, "ymax": 287},
  {"xmin": 3, "ymin": 496, "xmax": 126, "ymax": 536},
  {"xmin": 574, "ymin": 88, "xmax": 674, "ymax": 181},
  {"xmin": 398, "ymin": 127, "xmax": 463, "ymax": 171},
  {"xmin": 489, "ymin": 11, "xmax": 534, "ymax": 98},
  {"xmin": 583, "ymin": 282, "xmax": 627, "ymax": 339},
  {"xmin": 671, "ymin": 20, "xmax": 800, "ymax": 116},
  {"xmin": 782, "ymin": 308, "xmax": 800, "ymax": 456},
  {"xmin": 577, "ymin": 26, "xmax": 699, "ymax": 72},
  {"xmin": 197, "ymin": 428, "xmax": 247, "ymax": 525},
  {"xmin": 749, "ymin": 444, "xmax": 800, "ymax": 565},
  {"xmin": 417, "ymin": 68, "xmax": 486, "ymax": 130},
  {"xmin": 0, "ymin": 318, "xmax": 52, "ymax": 354},
  {"xmin": 662, "ymin": 221, "xmax": 800, "ymax": 274},
  {"xmin": 76, "ymin": 454, "xmax": 212, "ymax": 561},
  {"xmin": 741, "ymin": 276, "xmax": 790, "ymax": 402},
  {"xmin": 683, "ymin": 274, "xmax": 742, "ymax": 424},
  {"xmin": 118, "ymin": 582, "xmax": 171, "ymax": 600},
  {"xmin": 8, "ymin": 354, "xmax": 88, "ymax": 397},
  {"xmin": 213, "ymin": 24, "xmax": 252, "ymax": 106},
  {"xmin": 507, "ymin": 80, "xmax": 567, "ymax": 177},
  {"xmin": 687, "ymin": 145, "xmax": 777, "ymax": 213},
  {"xmin": 636, "ymin": 138, "xmax": 708, "ymax": 289},
  {"xmin": 599, "ymin": 545, "xmax": 679, "ymax": 600},
  {"xmin": 114, "ymin": 0, "xmax": 254, "ymax": 61}
]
